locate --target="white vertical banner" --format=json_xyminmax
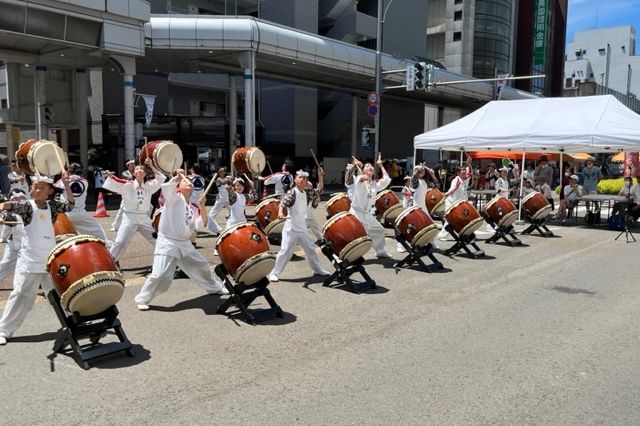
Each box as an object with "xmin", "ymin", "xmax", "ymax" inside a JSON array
[
  {"xmin": 142, "ymin": 95, "xmax": 156, "ymax": 127},
  {"xmin": 495, "ymin": 74, "xmax": 509, "ymax": 100}
]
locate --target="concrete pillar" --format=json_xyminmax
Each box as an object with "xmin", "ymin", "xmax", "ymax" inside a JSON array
[
  {"xmin": 5, "ymin": 123, "xmax": 16, "ymax": 160},
  {"xmin": 123, "ymin": 74, "xmax": 135, "ymax": 162},
  {"xmin": 34, "ymin": 65, "xmax": 47, "ymax": 139},
  {"xmin": 60, "ymin": 128, "xmax": 69, "ymax": 152},
  {"xmin": 229, "ymin": 75, "xmax": 237, "ymax": 154},
  {"xmin": 243, "ymin": 66, "xmax": 254, "ymax": 147},
  {"xmin": 351, "ymin": 94, "xmax": 358, "ymax": 158},
  {"xmin": 76, "ymin": 68, "xmax": 89, "ymax": 169}
]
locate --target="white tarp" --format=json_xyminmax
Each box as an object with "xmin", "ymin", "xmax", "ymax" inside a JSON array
[{"xmin": 413, "ymin": 95, "xmax": 640, "ymax": 153}]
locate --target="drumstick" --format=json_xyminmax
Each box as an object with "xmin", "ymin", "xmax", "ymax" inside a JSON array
[
  {"xmin": 310, "ymin": 149, "xmax": 321, "ymax": 169},
  {"xmin": 0, "ymin": 221, "xmax": 21, "ymax": 225},
  {"xmin": 144, "ymin": 138, "xmax": 150, "ymax": 162},
  {"xmin": 53, "ymin": 146, "xmax": 66, "ymax": 174},
  {"xmin": 267, "ymin": 161, "xmax": 274, "ymax": 175},
  {"xmin": 202, "ymin": 172, "xmax": 218, "ymax": 197},
  {"xmin": 243, "ymin": 173, "xmax": 255, "ymax": 188}
]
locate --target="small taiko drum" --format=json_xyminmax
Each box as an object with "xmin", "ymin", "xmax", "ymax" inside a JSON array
[
  {"xmin": 140, "ymin": 140, "xmax": 183, "ymax": 175},
  {"xmin": 46, "ymin": 235, "xmax": 124, "ymax": 316},
  {"xmin": 425, "ymin": 188, "xmax": 445, "ymax": 216},
  {"xmin": 375, "ymin": 189, "xmax": 403, "ymax": 222},
  {"xmin": 255, "ymin": 198, "xmax": 285, "ymax": 235},
  {"xmin": 484, "ymin": 196, "xmax": 518, "ymax": 228},
  {"xmin": 53, "ymin": 212, "xmax": 77, "ymax": 243},
  {"xmin": 323, "ymin": 212, "xmax": 372, "ymax": 263},
  {"xmin": 232, "ymin": 146, "xmax": 266, "ymax": 175},
  {"xmin": 216, "ymin": 223, "xmax": 275, "ymax": 286},
  {"xmin": 522, "ymin": 191, "xmax": 552, "ymax": 220},
  {"xmin": 15, "ymin": 139, "xmax": 67, "ymax": 176},
  {"xmin": 445, "ymin": 200, "xmax": 484, "ymax": 237},
  {"xmin": 326, "ymin": 192, "xmax": 351, "ymax": 218},
  {"xmin": 395, "ymin": 207, "xmax": 438, "ymax": 248}
]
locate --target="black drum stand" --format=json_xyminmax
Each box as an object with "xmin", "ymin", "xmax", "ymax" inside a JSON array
[
  {"xmin": 521, "ymin": 215, "xmax": 554, "ymax": 237},
  {"xmin": 443, "ymin": 225, "xmax": 485, "ymax": 259},
  {"xmin": 614, "ymin": 208, "xmax": 637, "ymax": 243},
  {"xmin": 47, "ymin": 291, "xmax": 134, "ymax": 370},
  {"xmin": 319, "ymin": 241, "xmax": 376, "ymax": 293},
  {"xmin": 481, "ymin": 213, "xmax": 522, "ymax": 246},
  {"xmin": 394, "ymin": 232, "xmax": 444, "ymax": 272},
  {"xmin": 214, "ymin": 264, "xmax": 283, "ymax": 325}
]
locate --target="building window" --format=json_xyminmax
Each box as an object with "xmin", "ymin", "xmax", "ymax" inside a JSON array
[
  {"xmin": 565, "ymin": 78, "xmax": 572, "ymax": 87},
  {"xmin": 454, "ymin": 0, "xmax": 463, "ymax": 4},
  {"xmin": 598, "ymin": 48, "xmax": 606, "ymax": 55},
  {"xmin": 575, "ymin": 79, "xmax": 581, "ymax": 84},
  {"xmin": 454, "ymin": 10, "xmax": 463, "ymax": 21},
  {"xmin": 0, "ymin": 99, "xmax": 7, "ymax": 108},
  {"xmin": 453, "ymin": 31, "xmax": 462, "ymax": 42},
  {"xmin": 622, "ymin": 46, "xmax": 626, "ymax": 53}
]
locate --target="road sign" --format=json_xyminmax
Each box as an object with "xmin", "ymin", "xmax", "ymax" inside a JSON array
[
  {"xmin": 363, "ymin": 141, "xmax": 373, "ymax": 151},
  {"xmin": 367, "ymin": 92, "xmax": 379, "ymax": 104},
  {"xmin": 367, "ymin": 104, "xmax": 379, "ymax": 118}
]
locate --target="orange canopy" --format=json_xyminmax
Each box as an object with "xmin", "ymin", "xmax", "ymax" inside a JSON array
[
  {"xmin": 468, "ymin": 151, "xmax": 574, "ymax": 161},
  {"xmin": 610, "ymin": 152, "xmax": 625, "ymax": 162}
]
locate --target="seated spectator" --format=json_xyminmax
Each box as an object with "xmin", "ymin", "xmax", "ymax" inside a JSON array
[{"xmin": 554, "ymin": 174, "xmax": 582, "ymax": 224}]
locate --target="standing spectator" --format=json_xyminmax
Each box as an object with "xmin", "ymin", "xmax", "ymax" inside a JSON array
[
  {"xmin": 533, "ymin": 156, "xmax": 553, "ymax": 187},
  {"xmin": 93, "ymin": 166, "xmax": 108, "ymax": 204},
  {"xmin": 484, "ymin": 163, "xmax": 499, "ymax": 190},
  {"xmin": 581, "ymin": 156, "xmax": 602, "ymax": 211}
]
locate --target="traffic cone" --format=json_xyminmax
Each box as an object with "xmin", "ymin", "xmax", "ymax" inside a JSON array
[
  {"xmin": 158, "ymin": 192, "xmax": 165, "ymax": 207},
  {"xmin": 94, "ymin": 192, "xmax": 110, "ymax": 217}
]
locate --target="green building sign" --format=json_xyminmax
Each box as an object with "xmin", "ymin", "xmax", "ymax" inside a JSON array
[{"xmin": 533, "ymin": 0, "xmax": 547, "ymax": 65}]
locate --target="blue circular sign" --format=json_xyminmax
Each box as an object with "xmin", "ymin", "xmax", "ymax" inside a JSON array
[{"xmin": 367, "ymin": 104, "xmax": 379, "ymax": 118}]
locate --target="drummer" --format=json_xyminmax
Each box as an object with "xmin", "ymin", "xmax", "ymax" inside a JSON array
[
  {"xmin": 134, "ymin": 170, "xmax": 228, "ymax": 311},
  {"xmin": 305, "ymin": 167, "xmax": 325, "ymax": 243},
  {"xmin": 437, "ymin": 155, "xmax": 473, "ymax": 241},
  {"xmin": 0, "ymin": 173, "xmax": 75, "ymax": 346},
  {"xmin": 110, "ymin": 159, "xmax": 135, "ymax": 232},
  {"xmin": 411, "ymin": 164, "xmax": 439, "ymax": 214},
  {"xmin": 258, "ymin": 160, "xmax": 294, "ymax": 199},
  {"xmin": 206, "ymin": 167, "xmax": 232, "ymax": 236},
  {"xmin": 188, "ymin": 164, "xmax": 206, "ymax": 204},
  {"xmin": 349, "ymin": 158, "xmax": 392, "ymax": 258},
  {"xmin": 267, "ymin": 170, "xmax": 330, "ymax": 282},
  {"xmin": 495, "ymin": 167, "xmax": 510, "ymax": 199},
  {"xmin": 0, "ymin": 189, "xmax": 27, "ymax": 290},
  {"xmin": 103, "ymin": 158, "xmax": 166, "ymax": 264},
  {"xmin": 224, "ymin": 176, "xmax": 256, "ymax": 230}
]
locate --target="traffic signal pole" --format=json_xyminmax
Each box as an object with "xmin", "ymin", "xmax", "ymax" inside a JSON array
[{"xmin": 373, "ymin": 0, "xmax": 383, "ymax": 168}]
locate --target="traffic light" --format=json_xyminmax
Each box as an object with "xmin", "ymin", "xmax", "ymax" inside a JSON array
[
  {"xmin": 43, "ymin": 103, "xmax": 54, "ymax": 124},
  {"xmin": 414, "ymin": 62, "xmax": 425, "ymax": 90}
]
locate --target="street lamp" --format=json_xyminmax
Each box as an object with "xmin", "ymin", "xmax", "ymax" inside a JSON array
[{"xmin": 373, "ymin": 0, "xmax": 395, "ymax": 165}]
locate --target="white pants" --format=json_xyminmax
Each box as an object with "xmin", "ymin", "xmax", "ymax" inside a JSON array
[
  {"xmin": 0, "ymin": 271, "xmax": 53, "ymax": 338},
  {"xmin": 0, "ymin": 224, "xmax": 11, "ymax": 241},
  {"xmin": 68, "ymin": 211, "xmax": 112, "ymax": 247},
  {"xmin": 270, "ymin": 228, "xmax": 325, "ymax": 277},
  {"xmin": 111, "ymin": 201, "xmax": 125, "ymax": 230},
  {"xmin": 0, "ymin": 238, "xmax": 19, "ymax": 283},
  {"xmin": 306, "ymin": 217, "xmax": 323, "ymax": 240},
  {"xmin": 134, "ymin": 251, "xmax": 223, "ymax": 305},
  {"xmin": 207, "ymin": 199, "xmax": 229, "ymax": 234},
  {"xmin": 109, "ymin": 214, "xmax": 156, "ymax": 261},
  {"xmin": 351, "ymin": 209, "xmax": 388, "ymax": 256}
]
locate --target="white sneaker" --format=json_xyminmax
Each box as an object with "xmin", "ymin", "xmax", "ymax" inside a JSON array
[
  {"xmin": 268, "ymin": 274, "xmax": 279, "ymax": 282},
  {"xmin": 376, "ymin": 252, "xmax": 392, "ymax": 259},
  {"xmin": 397, "ymin": 246, "xmax": 407, "ymax": 253},
  {"xmin": 0, "ymin": 336, "xmax": 6, "ymax": 345},
  {"xmin": 110, "ymin": 227, "xmax": 117, "ymax": 232},
  {"xmin": 314, "ymin": 269, "xmax": 331, "ymax": 276},
  {"xmin": 209, "ymin": 285, "xmax": 229, "ymax": 296},
  {"xmin": 136, "ymin": 304, "xmax": 150, "ymax": 311},
  {"xmin": 213, "ymin": 249, "xmax": 219, "ymax": 256},
  {"xmin": 438, "ymin": 237, "xmax": 449, "ymax": 242}
]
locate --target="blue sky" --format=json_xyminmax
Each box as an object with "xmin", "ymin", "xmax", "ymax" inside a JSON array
[{"xmin": 567, "ymin": 0, "xmax": 640, "ymax": 51}]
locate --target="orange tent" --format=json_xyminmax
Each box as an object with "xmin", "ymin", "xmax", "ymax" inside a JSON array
[
  {"xmin": 468, "ymin": 151, "xmax": 574, "ymax": 161},
  {"xmin": 610, "ymin": 152, "xmax": 625, "ymax": 162}
]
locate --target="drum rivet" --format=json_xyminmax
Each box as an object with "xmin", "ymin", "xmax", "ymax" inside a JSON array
[
  {"xmin": 463, "ymin": 209, "xmax": 469, "ymax": 216},
  {"xmin": 57, "ymin": 264, "xmax": 70, "ymax": 278},
  {"xmin": 251, "ymin": 232, "xmax": 262, "ymax": 242}
]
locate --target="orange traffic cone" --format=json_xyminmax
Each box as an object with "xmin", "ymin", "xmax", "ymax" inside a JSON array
[
  {"xmin": 158, "ymin": 192, "xmax": 165, "ymax": 207},
  {"xmin": 94, "ymin": 191, "xmax": 110, "ymax": 217}
]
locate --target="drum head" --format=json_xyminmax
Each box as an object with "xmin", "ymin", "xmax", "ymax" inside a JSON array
[
  {"xmin": 247, "ymin": 148, "xmax": 266, "ymax": 174},
  {"xmin": 154, "ymin": 142, "xmax": 183, "ymax": 174},
  {"xmin": 411, "ymin": 224, "xmax": 439, "ymax": 248},
  {"xmin": 235, "ymin": 252, "xmax": 276, "ymax": 286},
  {"xmin": 382, "ymin": 204, "xmax": 403, "ymax": 221},
  {"xmin": 459, "ymin": 217, "xmax": 484, "ymax": 237},
  {"xmin": 339, "ymin": 236, "xmax": 372, "ymax": 263},
  {"xmin": 498, "ymin": 210, "xmax": 518, "ymax": 228},
  {"xmin": 60, "ymin": 271, "xmax": 125, "ymax": 316},
  {"xmin": 531, "ymin": 204, "xmax": 552, "ymax": 220},
  {"xmin": 264, "ymin": 218, "xmax": 286, "ymax": 235},
  {"xmin": 30, "ymin": 142, "xmax": 66, "ymax": 176}
]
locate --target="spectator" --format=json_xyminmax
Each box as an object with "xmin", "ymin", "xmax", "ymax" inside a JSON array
[
  {"xmin": 581, "ymin": 157, "xmax": 602, "ymax": 211},
  {"xmin": 555, "ymin": 174, "xmax": 582, "ymax": 224},
  {"xmin": 533, "ymin": 156, "xmax": 553, "ymax": 187}
]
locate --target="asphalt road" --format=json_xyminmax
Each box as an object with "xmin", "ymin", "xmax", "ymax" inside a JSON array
[{"xmin": 1, "ymin": 204, "xmax": 639, "ymax": 425}]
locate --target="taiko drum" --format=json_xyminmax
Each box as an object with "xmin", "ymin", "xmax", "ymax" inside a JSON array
[
  {"xmin": 322, "ymin": 212, "xmax": 372, "ymax": 263},
  {"xmin": 216, "ymin": 223, "xmax": 275, "ymax": 286},
  {"xmin": 326, "ymin": 192, "xmax": 351, "ymax": 218},
  {"xmin": 140, "ymin": 140, "xmax": 183, "ymax": 175},
  {"xmin": 445, "ymin": 200, "xmax": 484, "ymax": 237},
  {"xmin": 394, "ymin": 207, "xmax": 438, "ymax": 248},
  {"xmin": 484, "ymin": 197, "xmax": 518, "ymax": 228},
  {"xmin": 522, "ymin": 192, "xmax": 552, "ymax": 220}
]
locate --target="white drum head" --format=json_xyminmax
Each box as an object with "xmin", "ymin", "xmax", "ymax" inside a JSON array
[
  {"xmin": 459, "ymin": 217, "xmax": 484, "ymax": 237},
  {"xmin": 61, "ymin": 271, "xmax": 125, "ymax": 316},
  {"xmin": 264, "ymin": 218, "xmax": 286, "ymax": 235},
  {"xmin": 411, "ymin": 224, "xmax": 439, "ymax": 247},
  {"xmin": 339, "ymin": 236, "xmax": 372, "ymax": 263},
  {"xmin": 247, "ymin": 148, "xmax": 266, "ymax": 175},
  {"xmin": 498, "ymin": 211, "xmax": 518, "ymax": 228},
  {"xmin": 235, "ymin": 252, "xmax": 276, "ymax": 286},
  {"xmin": 30, "ymin": 142, "xmax": 66, "ymax": 177},
  {"xmin": 382, "ymin": 204, "xmax": 403, "ymax": 221},
  {"xmin": 154, "ymin": 142, "xmax": 183, "ymax": 174},
  {"xmin": 531, "ymin": 204, "xmax": 552, "ymax": 220}
]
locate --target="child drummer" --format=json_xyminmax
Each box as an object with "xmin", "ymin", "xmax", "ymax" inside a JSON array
[{"xmin": 0, "ymin": 173, "xmax": 75, "ymax": 346}]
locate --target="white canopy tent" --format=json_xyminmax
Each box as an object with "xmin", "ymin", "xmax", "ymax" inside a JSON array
[{"xmin": 413, "ymin": 95, "xmax": 640, "ymax": 154}]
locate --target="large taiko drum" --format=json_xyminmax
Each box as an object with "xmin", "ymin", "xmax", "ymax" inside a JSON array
[
  {"xmin": 323, "ymin": 212, "xmax": 372, "ymax": 263},
  {"xmin": 140, "ymin": 140, "xmax": 183, "ymax": 175},
  {"xmin": 15, "ymin": 139, "xmax": 67, "ymax": 176},
  {"xmin": 232, "ymin": 146, "xmax": 266, "ymax": 175},
  {"xmin": 46, "ymin": 235, "xmax": 125, "ymax": 316},
  {"xmin": 522, "ymin": 192, "xmax": 552, "ymax": 220},
  {"xmin": 255, "ymin": 198, "xmax": 285, "ymax": 235},
  {"xmin": 445, "ymin": 200, "xmax": 484, "ymax": 237},
  {"xmin": 484, "ymin": 196, "xmax": 518, "ymax": 228},
  {"xmin": 375, "ymin": 189, "xmax": 403, "ymax": 222},
  {"xmin": 395, "ymin": 207, "xmax": 438, "ymax": 248},
  {"xmin": 216, "ymin": 223, "xmax": 275, "ymax": 286},
  {"xmin": 425, "ymin": 188, "xmax": 445, "ymax": 216},
  {"xmin": 326, "ymin": 192, "xmax": 351, "ymax": 218},
  {"xmin": 53, "ymin": 212, "xmax": 77, "ymax": 243}
]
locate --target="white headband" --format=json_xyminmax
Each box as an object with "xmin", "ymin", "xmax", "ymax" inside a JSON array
[
  {"xmin": 32, "ymin": 175, "xmax": 53, "ymax": 184},
  {"xmin": 296, "ymin": 170, "xmax": 309, "ymax": 177}
]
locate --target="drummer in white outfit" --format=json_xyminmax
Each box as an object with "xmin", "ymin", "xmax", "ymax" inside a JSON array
[
  {"xmin": 349, "ymin": 159, "xmax": 392, "ymax": 258},
  {"xmin": 110, "ymin": 160, "xmax": 135, "ymax": 232},
  {"xmin": 207, "ymin": 167, "xmax": 232, "ymax": 235},
  {"xmin": 1, "ymin": 163, "xmax": 30, "ymax": 242},
  {"xmin": 0, "ymin": 173, "xmax": 74, "ymax": 346},
  {"xmin": 258, "ymin": 160, "xmax": 294, "ymax": 199},
  {"xmin": 55, "ymin": 163, "xmax": 111, "ymax": 246},
  {"xmin": 344, "ymin": 160, "xmax": 361, "ymax": 200},
  {"xmin": 305, "ymin": 167, "xmax": 325, "ymax": 242},
  {"xmin": 134, "ymin": 171, "xmax": 228, "ymax": 311},
  {"xmin": 0, "ymin": 189, "xmax": 27, "ymax": 289},
  {"xmin": 411, "ymin": 164, "xmax": 439, "ymax": 214},
  {"xmin": 437, "ymin": 156, "xmax": 473, "ymax": 241},
  {"xmin": 268, "ymin": 170, "xmax": 330, "ymax": 282},
  {"xmin": 225, "ymin": 177, "xmax": 256, "ymax": 230},
  {"xmin": 495, "ymin": 167, "xmax": 510, "ymax": 199},
  {"xmin": 103, "ymin": 159, "xmax": 166, "ymax": 262}
]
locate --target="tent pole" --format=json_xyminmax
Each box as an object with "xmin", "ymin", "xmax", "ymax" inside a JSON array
[
  {"xmin": 559, "ymin": 152, "xmax": 563, "ymax": 207},
  {"xmin": 517, "ymin": 150, "xmax": 526, "ymax": 222}
]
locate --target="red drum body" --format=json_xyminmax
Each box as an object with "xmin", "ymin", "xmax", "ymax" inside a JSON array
[
  {"xmin": 216, "ymin": 223, "xmax": 275, "ymax": 286},
  {"xmin": 425, "ymin": 188, "xmax": 446, "ymax": 216},
  {"xmin": 53, "ymin": 212, "xmax": 77, "ymax": 242},
  {"xmin": 140, "ymin": 140, "xmax": 183, "ymax": 175},
  {"xmin": 46, "ymin": 235, "xmax": 124, "ymax": 316},
  {"xmin": 255, "ymin": 198, "xmax": 285, "ymax": 235},
  {"xmin": 323, "ymin": 212, "xmax": 372, "ymax": 263},
  {"xmin": 522, "ymin": 192, "xmax": 552, "ymax": 220},
  {"xmin": 445, "ymin": 200, "xmax": 484, "ymax": 236},
  {"xmin": 15, "ymin": 139, "xmax": 67, "ymax": 176},
  {"xmin": 232, "ymin": 146, "xmax": 266, "ymax": 175},
  {"xmin": 484, "ymin": 197, "xmax": 518, "ymax": 228},
  {"xmin": 375, "ymin": 189, "xmax": 403, "ymax": 222},
  {"xmin": 395, "ymin": 207, "xmax": 438, "ymax": 248},
  {"xmin": 326, "ymin": 192, "xmax": 351, "ymax": 218}
]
